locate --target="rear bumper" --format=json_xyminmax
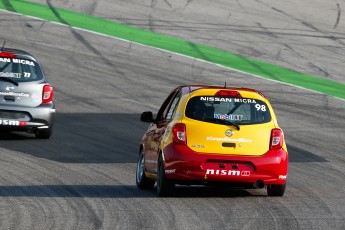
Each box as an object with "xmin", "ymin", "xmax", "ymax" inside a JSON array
[
  {"xmin": 0, "ymin": 103, "xmax": 55, "ymax": 130},
  {"xmin": 162, "ymin": 143, "xmax": 288, "ymax": 186}
]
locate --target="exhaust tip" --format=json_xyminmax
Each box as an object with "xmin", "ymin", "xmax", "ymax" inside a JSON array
[
  {"xmin": 27, "ymin": 128, "xmax": 39, "ymax": 135},
  {"xmin": 33, "ymin": 128, "xmax": 39, "ymax": 135},
  {"xmin": 253, "ymin": 180, "xmax": 265, "ymax": 189}
]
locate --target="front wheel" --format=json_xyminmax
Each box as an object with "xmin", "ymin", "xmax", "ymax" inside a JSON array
[
  {"xmin": 136, "ymin": 151, "xmax": 155, "ymax": 189},
  {"xmin": 157, "ymin": 154, "xmax": 175, "ymax": 197},
  {"xmin": 267, "ymin": 184, "xmax": 286, "ymax": 196}
]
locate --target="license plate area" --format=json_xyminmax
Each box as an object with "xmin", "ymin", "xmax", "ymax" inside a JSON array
[{"xmin": 0, "ymin": 111, "xmax": 30, "ymax": 120}]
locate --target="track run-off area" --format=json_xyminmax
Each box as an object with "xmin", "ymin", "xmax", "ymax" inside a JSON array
[{"xmin": 0, "ymin": 0, "xmax": 345, "ymax": 229}]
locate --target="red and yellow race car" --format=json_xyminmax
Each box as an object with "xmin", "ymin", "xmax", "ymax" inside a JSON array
[{"xmin": 136, "ymin": 85, "xmax": 288, "ymax": 196}]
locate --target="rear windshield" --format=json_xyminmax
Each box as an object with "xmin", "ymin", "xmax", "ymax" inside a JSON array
[
  {"xmin": 0, "ymin": 57, "xmax": 44, "ymax": 82},
  {"xmin": 185, "ymin": 96, "xmax": 271, "ymax": 125}
]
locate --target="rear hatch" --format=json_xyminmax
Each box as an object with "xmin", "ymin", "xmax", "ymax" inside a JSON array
[
  {"xmin": 0, "ymin": 55, "xmax": 45, "ymax": 107},
  {"xmin": 184, "ymin": 95, "xmax": 274, "ymax": 156},
  {"xmin": 0, "ymin": 82, "xmax": 44, "ymax": 107}
]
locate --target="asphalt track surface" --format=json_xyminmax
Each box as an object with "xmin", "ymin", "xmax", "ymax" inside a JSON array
[{"xmin": 0, "ymin": 0, "xmax": 345, "ymax": 229}]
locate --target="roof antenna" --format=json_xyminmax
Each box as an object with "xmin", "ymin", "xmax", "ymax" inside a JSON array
[
  {"xmin": 224, "ymin": 81, "xmax": 227, "ymax": 88},
  {"xmin": 1, "ymin": 41, "xmax": 6, "ymax": 51}
]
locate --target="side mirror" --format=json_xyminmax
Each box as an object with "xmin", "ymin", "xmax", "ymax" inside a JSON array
[{"xmin": 140, "ymin": 111, "xmax": 154, "ymax": 123}]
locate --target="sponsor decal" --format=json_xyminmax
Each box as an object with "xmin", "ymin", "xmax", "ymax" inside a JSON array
[
  {"xmin": 200, "ymin": 97, "xmax": 233, "ymax": 102},
  {"xmin": 279, "ymin": 175, "xmax": 287, "ymax": 179},
  {"xmin": 200, "ymin": 97, "xmax": 257, "ymax": 104},
  {"xmin": 0, "ymin": 91, "xmax": 30, "ymax": 97},
  {"xmin": 13, "ymin": 59, "xmax": 35, "ymax": 66},
  {"xmin": 6, "ymin": 86, "xmax": 14, "ymax": 91},
  {"xmin": 0, "ymin": 119, "xmax": 26, "ymax": 126},
  {"xmin": 0, "ymin": 58, "xmax": 35, "ymax": 66},
  {"xmin": 0, "ymin": 72, "xmax": 21, "ymax": 78},
  {"xmin": 214, "ymin": 114, "xmax": 243, "ymax": 121},
  {"xmin": 206, "ymin": 169, "xmax": 251, "ymax": 176},
  {"xmin": 233, "ymin": 98, "xmax": 256, "ymax": 104},
  {"xmin": 206, "ymin": 136, "xmax": 252, "ymax": 143},
  {"xmin": 191, "ymin": 144, "xmax": 205, "ymax": 148},
  {"xmin": 0, "ymin": 58, "xmax": 11, "ymax": 63},
  {"xmin": 241, "ymin": 171, "xmax": 251, "ymax": 176},
  {"xmin": 165, "ymin": 169, "xmax": 176, "ymax": 174}
]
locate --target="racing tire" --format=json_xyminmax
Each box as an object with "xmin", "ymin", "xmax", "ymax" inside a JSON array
[
  {"xmin": 157, "ymin": 154, "xmax": 175, "ymax": 197},
  {"xmin": 36, "ymin": 127, "xmax": 53, "ymax": 139},
  {"xmin": 136, "ymin": 151, "xmax": 155, "ymax": 189},
  {"xmin": 267, "ymin": 184, "xmax": 286, "ymax": 196}
]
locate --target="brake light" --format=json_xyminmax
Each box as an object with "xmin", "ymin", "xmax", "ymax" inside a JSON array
[
  {"xmin": 270, "ymin": 128, "xmax": 283, "ymax": 150},
  {"xmin": 0, "ymin": 52, "xmax": 16, "ymax": 58},
  {"xmin": 42, "ymin": 84, "xmax": 54, "ymax": 103},
  {"xmin": 172, "ymin": 123, "xmax": 187, "ymax": 145},
  {"xmin": 215, "ymin": 90, "xmax": 241, "ymax": 97}
]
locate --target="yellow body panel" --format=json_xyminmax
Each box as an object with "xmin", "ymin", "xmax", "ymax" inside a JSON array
[{"xmin": 185, "ymin": 119, "xmax": 273, "ymax": 156}]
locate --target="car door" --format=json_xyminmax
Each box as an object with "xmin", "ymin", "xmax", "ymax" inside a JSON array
[{"xmin": 145, "ymin": 89, "xmax": 181, "ymax": 174}]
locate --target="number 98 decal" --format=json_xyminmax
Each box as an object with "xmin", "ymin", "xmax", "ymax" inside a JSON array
[{"xmin": 255, "ymin": 104, "xmax": 266, "ymax": 112}]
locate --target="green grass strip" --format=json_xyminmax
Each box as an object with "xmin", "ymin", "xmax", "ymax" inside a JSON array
[{"xmin": 1, "ymin": 0, "xmax": 345, "ymax": 99}]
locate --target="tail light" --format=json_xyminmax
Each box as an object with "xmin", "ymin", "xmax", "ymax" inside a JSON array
[
  {"xmin": 0, "ymin": 52, "xmax": 16, "ymax": 58},
  {"xmin": 270, "ymin": 128, "xmax": 284, "ymax": 150},
  {"xmin": 172, "ymin": 123, "xmax": 187, "ymax": 145},
  {"xmin": 42, "ymin": 84, "xmax": 54, "ymax": 103},
  {"xmin": 215, "ymin": 90, "xmax": 241, "ymax": 97}
]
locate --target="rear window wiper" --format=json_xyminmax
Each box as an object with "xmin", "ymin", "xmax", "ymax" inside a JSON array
[
  {"xmin": 0, "ymin": 77, "xmax": 19, "ymax": 86},
  {"xmin": 202, "ymin": 117, "xmax": 240, "ymax": 131}
]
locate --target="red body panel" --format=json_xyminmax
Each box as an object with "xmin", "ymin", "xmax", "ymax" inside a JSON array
[{"xmin": 162, "ymin": 143, "xmax": 288, "ymax": 185}]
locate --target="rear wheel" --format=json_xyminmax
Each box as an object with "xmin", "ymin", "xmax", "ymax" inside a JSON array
[
  {"xmin": 136, "ymin": 151, "xmax": 155, "ymax": 189},
  {"xmin": 157, "ymin": 154, "xmax": 175, "ymax": 197},
  {"xmin": 267, "ymin": 184, "xmax": 286, "ymax": 196}
]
